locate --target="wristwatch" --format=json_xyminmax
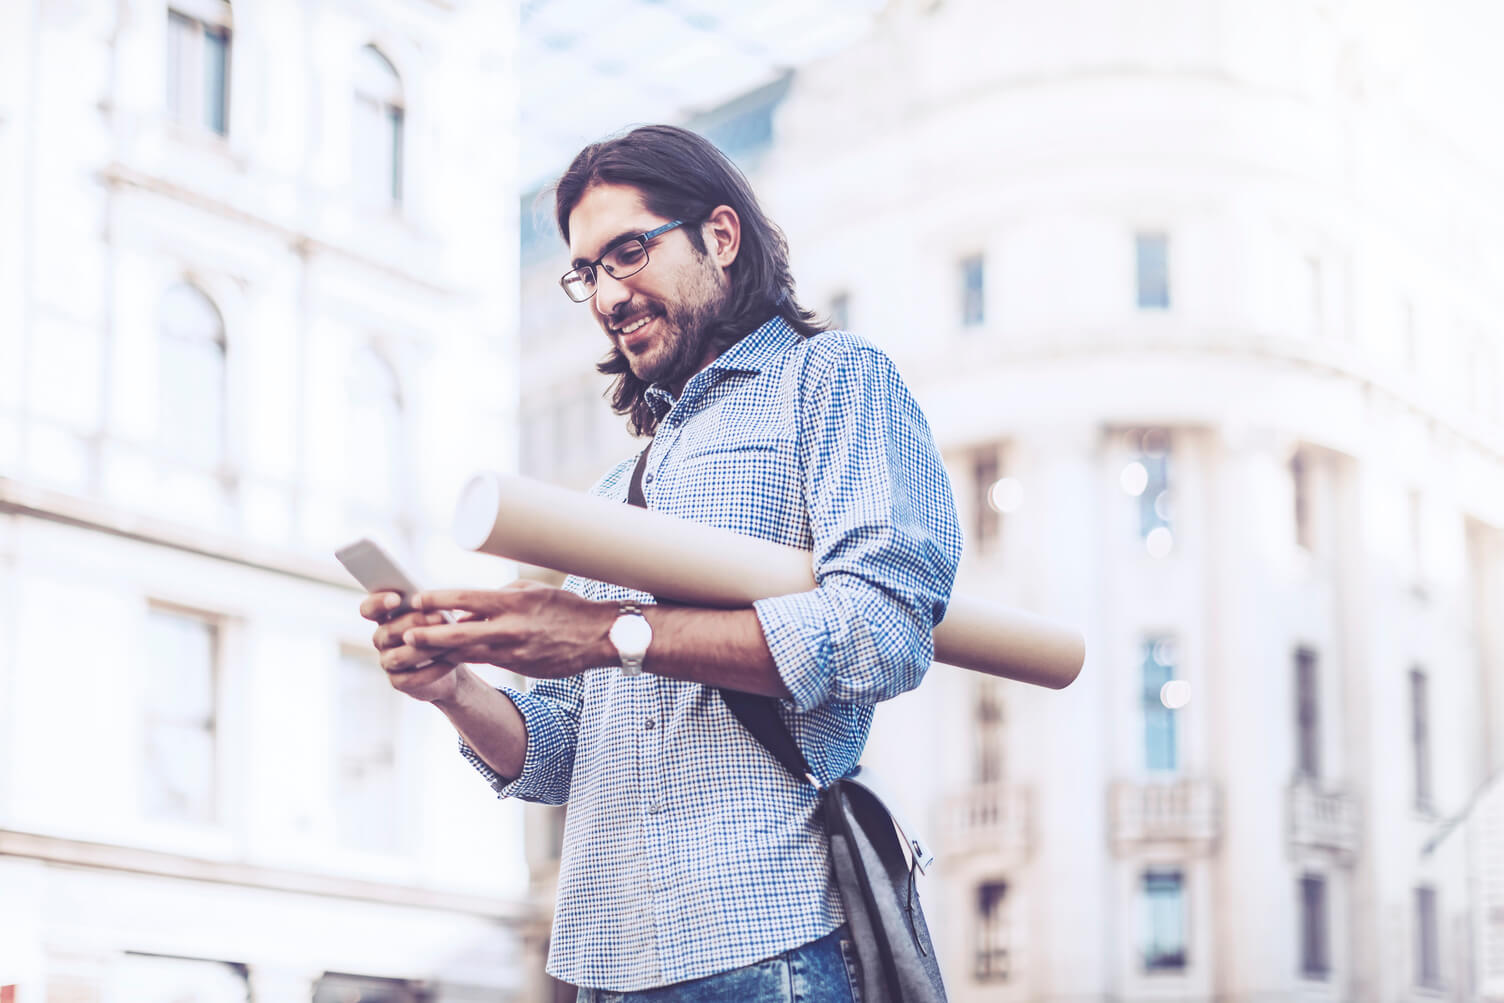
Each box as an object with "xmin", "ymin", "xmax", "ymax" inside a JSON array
[{"xmin": 608, "ymin": 601, "xmax": 653, "ymax": 675}]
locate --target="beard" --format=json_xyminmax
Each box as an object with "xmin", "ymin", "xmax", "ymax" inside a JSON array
[{"xmin": 617, "ymin": 270, "xmax": 731, "ymax": 392}]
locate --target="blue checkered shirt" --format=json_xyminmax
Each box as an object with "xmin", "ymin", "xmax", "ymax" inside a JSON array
[{"xmin": 461, "ymin": 317, "xmax": 962, "ymax": 991}]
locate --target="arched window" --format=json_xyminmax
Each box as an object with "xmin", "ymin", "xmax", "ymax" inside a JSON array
[
  {"xmin": 166, "ymin": 1, "xmax": 233, "ymax": 136},
  {"xmin": 353, "ymin": 45, "xmax": 405, "ymax": 206},
  {"xmin": 158, "ymin": 283, "xmax": 227, "ymax": 469},
  {"xmin": 346, "ymin": 346, "xmax": 405, "ymax": 510}
]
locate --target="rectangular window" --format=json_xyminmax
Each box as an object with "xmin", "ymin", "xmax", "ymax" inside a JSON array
[
  {"xmin": 334, "ymin": 647, "xmax": 404, "ymax": 853},
  {"xmin": 166, "ymin": 6, "xmax": 232, "ymax": 136},
  {"xmin": 1136, "ymin": 232, "xmax": 1170, "ymax": 310},
  {"xmin": 975, "ymin": 881, "xmax": 1010, "ymax": 981},
  {"xmin": 1130, "ymin": 429, "xmax": 1172, "ymax": 541},
  {"xmin": 1300, "ymin": 874, "xmax": 1330, "ymax": 978},
  {"xmin": 1143, "ymin": 637, "xmax": 1178, "ymax": 773},
  {"xmin": 1411, "ymin": 668, "xmax": 1433, "ymax": 812},
  {"xmin": 1291, "ymin": 448, "xmax": 1313, "ymax": 550},
  {"xmin": 974, "ymin": 677, "xmax": 1005, "ymax": 785},
  {"xmin": 1295, "ymin": 647, "xmax": 1320, "ymax": 779},
  {"xmin": 143, "ymin": 606, "xmax": 220, "ymax": 824},
  {"xmin": 970, "ymin": 445, "xmax": 1001, "ymax": 552},
  {"xmin": 1415, "ymin": 885, "xmax": 1441, "ymax": 987},
  {"xmin": 1142, "ymin": 870, "xmax": 1187, "ymax": 972},
  {"xmin": 829, "ymin": 292, "xmax": 850, "ymax": 330},
  {"xmin": 960, "ymin": 254, "xmax": 985, "ymax": 327}
]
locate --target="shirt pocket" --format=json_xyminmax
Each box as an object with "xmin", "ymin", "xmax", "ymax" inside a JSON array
[{"xmin": 668, "ymin": 436, "xmax": 806, "ymax": 541}]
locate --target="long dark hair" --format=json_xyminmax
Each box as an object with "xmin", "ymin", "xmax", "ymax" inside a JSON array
[{"xmin": 553, "ymin": 124, "xmax": 826, "ymax": 436}]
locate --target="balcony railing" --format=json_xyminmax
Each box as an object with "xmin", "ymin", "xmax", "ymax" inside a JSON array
[
  {"xmin": 1110, "ymin": 777, "xmax": 1221, "ymax": 853},
  {"xmin": 1287, "ymin": 782, "xmax": 1360, "ymax": 860},
  {"xmin": 934, "ymin": 783, "xmax": 1032, "ymax": 859}
]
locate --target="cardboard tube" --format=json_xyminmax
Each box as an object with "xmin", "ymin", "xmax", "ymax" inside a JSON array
[{"xmin": 453, "ymin": 472, "xmax": 1085, "ymax": 689}]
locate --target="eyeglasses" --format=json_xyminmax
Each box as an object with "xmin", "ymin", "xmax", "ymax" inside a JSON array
[{"xmin": 559, "ymin": 219, "xmax": 687, "ymax": 303}]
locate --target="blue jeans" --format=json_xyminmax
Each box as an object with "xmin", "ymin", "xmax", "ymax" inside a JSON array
[{"xmin": 576, "ymin": 926, "xmax": 862, "ymax": 1003}]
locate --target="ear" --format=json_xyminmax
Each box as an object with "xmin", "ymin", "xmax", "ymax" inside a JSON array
[{"xmin": 702, "ymin": 205, "xmax": 740, "ymax": 269}]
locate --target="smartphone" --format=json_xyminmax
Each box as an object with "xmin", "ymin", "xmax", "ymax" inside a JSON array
[{"xmin": 335, "ymin": 537, "xmax": 457, "ymax": 669}]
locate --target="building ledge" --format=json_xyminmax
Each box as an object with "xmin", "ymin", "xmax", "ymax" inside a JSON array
[
  {"xmin": 1287, "ymin": 781, "xmax": 1360, "ymax": 861},
  {"xmin": 0, "ymin": 828, "xmax": 531, "ymax": 920},
  {"xmin": 934, "ymin": 782, "xmax": 1032, "ymax": 861},
  {"xmin": 1110, "ymin": 777, "xmax": 1220, "ymax": 854}
]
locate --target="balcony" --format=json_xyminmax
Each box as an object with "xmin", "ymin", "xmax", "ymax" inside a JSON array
[
  {"xmin": 934, "ymin": 783, "xmax": 1033, "ymax": 860},
  {"xmin": 1287, "ymin": 782, "xmax": 1360, "ymax": 860},
  {"xmin": 1110, "ymin": 777, "xmax": 1221, "ymax": 855}
]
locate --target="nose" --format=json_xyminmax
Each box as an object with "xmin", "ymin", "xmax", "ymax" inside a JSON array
[{"xmin": 593, "ymin": 269, "xmax": 631, "ymax": 319}]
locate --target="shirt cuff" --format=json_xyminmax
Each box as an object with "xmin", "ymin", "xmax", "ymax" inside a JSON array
[
  {"xmin": 754, "ymin": 589, "xmax": 838, "ymax": 713},
  {"xmin": 456, "ymin": 684, "xmax": 569, "ymax": 802}
]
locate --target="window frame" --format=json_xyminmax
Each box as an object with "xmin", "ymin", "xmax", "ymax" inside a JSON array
[{"xmin": 165, "ymin": 2, "xmax": 233, "ymax": 137}]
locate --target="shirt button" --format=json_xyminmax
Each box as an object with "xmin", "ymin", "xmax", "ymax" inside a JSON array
[
  {"xmin": 644, "ymin": 718, "xmax": 656, "ymax": 730},
  {"xmin": 644, "ymin": 472, "xmax": 654, "ymax": 484}
]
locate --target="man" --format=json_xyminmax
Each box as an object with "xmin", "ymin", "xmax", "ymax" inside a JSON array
[{"xmin": 361, "ymin": 125, "xmax": 961, "ymax": 1001}]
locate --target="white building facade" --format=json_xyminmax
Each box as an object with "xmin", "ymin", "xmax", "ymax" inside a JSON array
[
  {"xmin": 514, "ymin": 0, "xmax": 1504, "ymax": 1000},
  {"xmin": 0, "ymin": 2, "xmax": 536, "ymax": 1001}
]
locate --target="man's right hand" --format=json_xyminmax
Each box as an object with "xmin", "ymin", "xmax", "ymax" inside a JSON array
[{"xmin": 360, "ymin": 592, "xmax": 464, "ymax": 703}]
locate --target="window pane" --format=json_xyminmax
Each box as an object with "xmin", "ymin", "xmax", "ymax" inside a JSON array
[
  {"xmin": 143, "ymin": 609, "xmax": 218, "ymax": 824},
  {"xmin": 975, "ymin": 881, "xmax": 1010, "ymax": 980},
  {"xmin": 1136, "ymin": 232, "xmax": 1170, "ymax": 309},
  {"xmin": 1300, "ymin": 875, "xmax": 1329, "ymax": 977},
  {"xmin": 974, "ymin": 677, "xmax": 1005, "ymax": 785},
  {"xmin": 1412, "ymin": 669, "xmax": 1432, "ymax": 811},
  {"xmin": 1143, "ymin": 637, "xmax": 1177, "ymax": 772},
  {"xmin": 1296, "ymin": 648, "xmax": 1320, "ymax": 778},
  {"xmin": 1142, "ymin": 871, "xmax": 1186, "ymax": 971},
  {"xmin": 1135, "ymin": 429, "xmax": 1172, "ymax": 539},
  {"xmin": 166, "ymin": 11, "xmax": 195, "ymax": 120},
  {"xmin": 1291, "ymin": 449, "xmax": 1313, "ymax": 549},
  {"xmin": 389, "ymin": 105, "xmax": 404, "ymax": 204},
  {"xmin": 961, "ymin": 254, "xmax": 985, "ymax": 327},
  {"xmin": 158, "ymin": 285, "xmax": 227, "ymax": 469},
  {"xmin": 203, "ymin": 25, "xmax": 230, "ymax": 135},
  {"xmin": 1416, "ymin": 886, "xmax": 1440, "ymax": 986}
]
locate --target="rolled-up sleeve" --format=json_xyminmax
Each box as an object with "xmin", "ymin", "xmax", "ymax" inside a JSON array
[
  {"xmin": 754, "ymin": 340, "xmax": 962, "ymax": 713},
  {"xmin": 458, "ymin": 672, "xmax": 583, "ymax": 804}
]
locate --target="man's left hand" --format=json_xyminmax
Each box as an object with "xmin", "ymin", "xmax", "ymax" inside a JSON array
[{"xmin": 404, "ymin": 581, "xmax": 618, "ymax": 678}]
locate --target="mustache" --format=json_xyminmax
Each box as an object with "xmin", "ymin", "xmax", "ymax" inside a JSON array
[{"xmin": 608, "ymin": 301, "xmax": 666, "ymax": 330}]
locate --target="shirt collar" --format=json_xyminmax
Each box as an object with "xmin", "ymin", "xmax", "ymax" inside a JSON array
[{"xmin": 644, "ymin": 315, "xmax": 800, "ymax": 416}]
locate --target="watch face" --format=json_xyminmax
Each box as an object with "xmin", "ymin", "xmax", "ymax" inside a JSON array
[{"xmin": 610, "ymin": 614, "xmax": 652, "ymax": 654}]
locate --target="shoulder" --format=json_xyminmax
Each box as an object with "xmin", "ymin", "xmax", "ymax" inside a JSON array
[{"xmin": 789, "ymin": 329, "xmax": 896, "ymax": 383}]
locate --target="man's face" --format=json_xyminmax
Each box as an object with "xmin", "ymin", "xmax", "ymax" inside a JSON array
[{"xmin": 567, "ymin": 183, "xmax": 732, "ymax": 389}]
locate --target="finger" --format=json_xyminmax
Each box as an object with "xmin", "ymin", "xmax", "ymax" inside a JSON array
[
  {"xmin": 404, "ymin": 619, "xmax": 511, "ymax": 650},
  {"xmin": 415, "ymin": 589, "xmax": 513, "ymax": 617},
  {"xmin": 372, "ymin": 610, "xmax": 437, "ymax": 649},
  {"xmin": 381, "ymin": 644, "xmax": 457, "ymax": 674},
  {"xmin": 359, "ymin": 591, "xmax": 406, "ymax": 622}
]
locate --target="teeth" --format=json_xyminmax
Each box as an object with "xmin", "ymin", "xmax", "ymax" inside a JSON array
[{"xmin": 620, "ymin": 315, "xmax": 652, "ymax": 335}]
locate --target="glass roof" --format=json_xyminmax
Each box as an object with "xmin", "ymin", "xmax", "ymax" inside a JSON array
[{"xmin": 519, "ymin": 0, "xmax": 885, "ymax": 187}]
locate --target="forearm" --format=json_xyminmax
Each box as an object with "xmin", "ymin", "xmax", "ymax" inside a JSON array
[
  {"xmin": 432, "ymin": 664, "xmax": 529, "ymax": 780},
  {"xmin": 640, "ymin": 605, "xmax": 791, "ymax": 700}
]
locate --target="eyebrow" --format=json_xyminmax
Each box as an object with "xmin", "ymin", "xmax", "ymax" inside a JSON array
[{"xmin": 571, "ymin": 228, "xmax": 647, "ymax": 270}]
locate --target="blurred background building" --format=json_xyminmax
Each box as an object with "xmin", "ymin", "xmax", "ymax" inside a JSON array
[
  {"xmin": 4, "ymin": 0, "xmax": 1503, "ymax": 1001},
  {"xmin": 0, "ymin": 1, "xmax": 534, "ymax": 1001},
  {"xmin": 514, "ymin": 0, "xmax": 1504, "ymax": 1001}
]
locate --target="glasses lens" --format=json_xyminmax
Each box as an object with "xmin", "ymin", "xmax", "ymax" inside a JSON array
[
  {"xmin": 561, "ymin": 269, "xmax": 593, "ymax": 302},
  {"xmin": 601, "ymin": 239, "xmax": 649, "ymax": 279}
]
